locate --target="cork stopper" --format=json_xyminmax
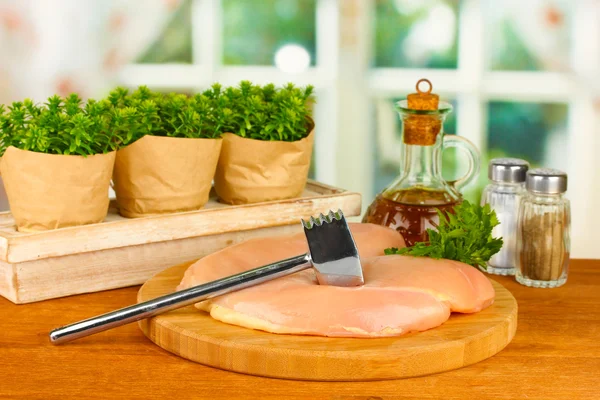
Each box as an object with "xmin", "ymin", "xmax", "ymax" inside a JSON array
[
  {"xmin": 407, "ymin": 79, "xmax": 439, "ymax": 110},
  {"xmin": 404, "ymin": 79, "xmax": 441, "ymax": 146}
]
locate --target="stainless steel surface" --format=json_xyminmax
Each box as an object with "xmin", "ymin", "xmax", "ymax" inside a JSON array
[
  {"xmin": 488, "ymin": 158, "xmax": 529, "ymax": 183},
  {"xmin": 50, "ymin": 209, "xmax": 364, "ymax": 344},
  {"xmin": 526, "ymin": 168, "xmax": 568, "ymax": 194},
  {"xmin": 302, "ymin": 210, "xmax": 364, "ymax": 287}
]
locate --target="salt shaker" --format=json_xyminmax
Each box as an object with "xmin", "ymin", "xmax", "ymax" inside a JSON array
[
  {"xmin": 516, "ymin": 168, "xmax": 570, "ymax": 288},
  {"xmin": 480, "ymin": 158, "xmax": 529, "ymax": 275}
]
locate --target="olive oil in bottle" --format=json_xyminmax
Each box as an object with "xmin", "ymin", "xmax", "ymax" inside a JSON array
[
  {"xmin": 362, "ymin": 79, "xmax": 480, "ymax": 245},
  {"xmin": 362, "ymin": 189, "xmax": 460, "ymax": 246}
]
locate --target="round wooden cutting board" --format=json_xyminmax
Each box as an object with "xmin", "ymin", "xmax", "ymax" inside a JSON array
[{"xmin": 137, "ymin": 262, "xmax": 518, "ymax": 381}]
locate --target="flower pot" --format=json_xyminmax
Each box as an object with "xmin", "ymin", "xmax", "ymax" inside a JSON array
[
  {"xmin": 0, "ymin": 146, "xmax": 116, "ymax": 232},
  {"xmin": 214, "ymin": 122, "xmax": 315, "ymax": 205},
  {"xmin": 112, "ymin": 135, "xmax": 222, "ymax": 217}
]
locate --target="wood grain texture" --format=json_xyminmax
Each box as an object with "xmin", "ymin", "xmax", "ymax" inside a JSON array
[
  {"xmin": 0, "ymin": 180, "xmax": 361, "ymax": 304},
  {"xmin": 1, "ymin": 259, "xmax": 598, "ymax": 400},
  {"xmin": 0, "ymin": 224, "xmax": 302, "ymax": 304},
  {"xmin": 0, "ymin": 180, "xmax": 360, "ymax": 263},
  {"xmin": 136, "ymin": 263, "xmax": 518, "ymax": 381}
]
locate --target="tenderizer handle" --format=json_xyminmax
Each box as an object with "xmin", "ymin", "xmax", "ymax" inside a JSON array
[{"xmin": 49, "ymin": 253, "xmax": 311, "ymax": 344}]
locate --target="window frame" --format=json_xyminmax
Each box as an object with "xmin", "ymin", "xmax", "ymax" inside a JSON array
[{"xmin": 118, "ymin": 0, "xmax": 600, "ymax": 258}]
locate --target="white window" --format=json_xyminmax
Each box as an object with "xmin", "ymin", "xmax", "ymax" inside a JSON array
[{"xmin": 120, "ymin": 0, "xmax": 600, "ymax": 258}]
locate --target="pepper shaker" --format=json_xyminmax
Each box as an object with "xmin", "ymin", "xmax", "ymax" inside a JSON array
[
  {"xmin": 480, "ymin": 158, "xmax": 529, "ymax": 275},
  {"xmin": 516, "ymin": 168, "xmax": 570, "ymax": 288}
]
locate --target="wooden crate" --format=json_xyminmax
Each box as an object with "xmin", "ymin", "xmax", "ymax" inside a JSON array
[{"xmin": 0, "ymin": 181, "xmax": 361, "ymax": 304}]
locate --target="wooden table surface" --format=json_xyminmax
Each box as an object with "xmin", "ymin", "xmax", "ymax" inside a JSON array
[{"xmin": 1, "ymin": 259, "xmax": 599, "ymax": 400}]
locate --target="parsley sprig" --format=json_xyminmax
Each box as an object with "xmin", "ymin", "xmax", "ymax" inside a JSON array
[{"xmin": 384, "ymin": 200, "xmax": 503, "ymax": 270}]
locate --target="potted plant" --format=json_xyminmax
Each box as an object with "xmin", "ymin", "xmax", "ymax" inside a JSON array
[
  {"xmin": 111, "ymin": 85, "xmax": 225, "ymax": 217},
  {"xmin": 214, "ymin": 81, "xmax": 315, "ymax": 204},
  {"xmin": 0, "ymin": 95, "xmax": 117, "ymax": 231}
]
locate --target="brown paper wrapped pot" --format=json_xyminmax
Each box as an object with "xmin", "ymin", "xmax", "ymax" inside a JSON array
[
  {"xmin": 0, "ymin": 146, "xmax": 116, "ymax": 232},
  {"xmin": 112, "ymin": 135, "xmax": 222, "ymax": 217},
  {"xmin": 214, "ymin": 124, "xmax": 314, "ymax": 205}
]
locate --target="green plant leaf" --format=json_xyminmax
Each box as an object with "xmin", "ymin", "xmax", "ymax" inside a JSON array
[{"xmin": 384, "ymin": 200, "xmax": 504, "ymax": 270}]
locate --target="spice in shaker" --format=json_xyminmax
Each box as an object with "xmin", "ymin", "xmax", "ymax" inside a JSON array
[
  {"xmin": 516, "ymin": 168, "xmax": 570, "ymax": 288},
  {"xmin": 480, "ymin": 158, "xmax": 529, "ymax": 275}
]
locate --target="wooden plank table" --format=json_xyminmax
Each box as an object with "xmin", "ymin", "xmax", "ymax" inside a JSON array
[{"xmin": 1, "ymin": 259, "xmax": 598, "ymax": 400}]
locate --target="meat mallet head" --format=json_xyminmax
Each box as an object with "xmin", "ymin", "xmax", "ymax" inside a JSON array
[{"xmin": 301, "ymin": 210, "xmax": 364, "ymax": 287}]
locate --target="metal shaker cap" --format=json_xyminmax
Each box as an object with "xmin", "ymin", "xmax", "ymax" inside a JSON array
[
  {"xmin": 526, "ymin": 168, "xmax": 568, "ymax": 194},
  {"xmin": 488, "ymin": 158, "xmax": 529, "ymax": 183}
]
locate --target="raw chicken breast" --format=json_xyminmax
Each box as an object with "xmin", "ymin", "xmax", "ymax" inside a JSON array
[
  {"xmin": 177, "ymin": 223, "xmax": 495, "ymax": 338},
  {"xmin": 364, "ymin": 256, "xmax": 495, "ymax": 313},
  {"xmin": 178, "ymin": 222, "xmax": 406, "ymax": 288}
]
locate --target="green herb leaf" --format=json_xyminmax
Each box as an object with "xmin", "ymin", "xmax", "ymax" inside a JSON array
[
  {"xmin": 0, "ymin": 93, "xmax": 121, "ymax": 156},
  {"xmin": 385, "ymin": 200, "xmax": 503, "ymax": 270},
  {"xmin": 0, "ymin": 81, "xmax": 318, "ymax": 156},
  {"xmin": 225, "ymin": 81, "xmax": 315, "ymax": 142}
]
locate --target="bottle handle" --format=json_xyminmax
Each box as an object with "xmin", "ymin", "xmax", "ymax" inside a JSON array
[{"xmin": 442, "ymin": 135, "xmax": 481, "ymax": 191}]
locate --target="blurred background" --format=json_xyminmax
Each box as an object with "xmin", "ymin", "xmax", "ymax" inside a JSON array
[{"xmin": 0, "ymin": 0, "xmax": 598, "ymax": 258}]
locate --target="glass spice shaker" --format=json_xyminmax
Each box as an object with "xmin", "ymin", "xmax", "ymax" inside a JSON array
[
  {"xmin": 480, "ymin": 158, "xmax": 529, "ymax": 276},
  {"xmin": 516, "ymin": 168, "xmax": 570, "ymax": 288}
]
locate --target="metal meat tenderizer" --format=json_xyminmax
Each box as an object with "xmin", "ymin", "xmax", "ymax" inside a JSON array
[{"xmin": 49, "ymin": 209, "xmax": 364, "ymax": 344}]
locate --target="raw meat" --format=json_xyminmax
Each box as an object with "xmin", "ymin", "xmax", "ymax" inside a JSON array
[
  {"xmin": 178, "ymin": 222, "xmax": 407, "ymax": 288},
  {"xmin": 364, "ymin": 256, "xmax": 495, "ymax": 313},
  {"xmin": 177, "ymin": 223, "xmax": 495, "ymax": 338}
]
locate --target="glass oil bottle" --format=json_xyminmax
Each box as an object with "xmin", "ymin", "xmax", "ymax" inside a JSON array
[{"xmin": 362, "ymin": 79, "xmax": 481, "ymax": 246}]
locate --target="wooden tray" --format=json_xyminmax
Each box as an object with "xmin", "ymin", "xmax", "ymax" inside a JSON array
[
  {"xmin": 137, "ymin": 262, "xmax": 518, "ymax": 381},
  {"xmin": 0, "ymin": 181, "xmax": 361, "ymax": 304}
]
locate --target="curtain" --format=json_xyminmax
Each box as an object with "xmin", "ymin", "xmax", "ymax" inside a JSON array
[{"xmin": 0, "ymin": 0, "xmax": 182, "ymax": 210}]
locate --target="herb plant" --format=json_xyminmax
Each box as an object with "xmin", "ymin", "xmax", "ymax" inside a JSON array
[
  {"xmin": 0, "ymin": 80, "xmax": 317, "ymax": 156},
  {"xmin": 199, "ymin": 83, "xmax": 236, "ymax": 137},
  {"xmin": 157, "ymin": 92, "xmax": 217, "ymax": 139},
  {"xmin": 227, "ymin": 80, "xmax": 315, "ymax": 142},
  {"xmin": 108, "ymin": 85, "xmax": 225, "ymax": 145},
  {"xmin": 0, "ymin": 94, "xmax": 124, "ymax": 156},
  {"xmin": 384, "ymin": 201, "xmax": 504, "ymax": 270}
]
